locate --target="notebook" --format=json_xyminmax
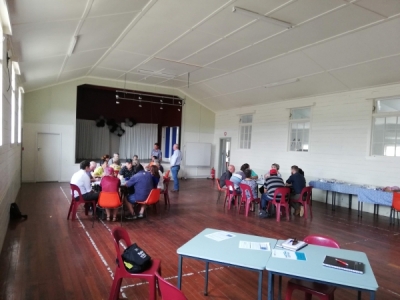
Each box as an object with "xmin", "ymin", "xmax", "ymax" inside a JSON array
[
  {"xmin": 281, "ymin": 239, "xmax": 308, "ymax": 251},
  {"xmin": 323, "ymin": 256, "xmax": 365, "ymax": 274}
]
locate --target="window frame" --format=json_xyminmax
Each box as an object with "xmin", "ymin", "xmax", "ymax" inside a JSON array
[
  {"xmin": 370, "ymin": 97, "xmax": 400, "ymax": 157},
  {"xmin": 238, "ymin": 114, "xmax": 253, "ymax": 150},
  {"xmin": 288, "ymin": 107, "xmax": 311, "ymax": 152}
]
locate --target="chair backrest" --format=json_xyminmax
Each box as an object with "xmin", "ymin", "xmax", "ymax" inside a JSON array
[
  {"xmin": 304, "ymin": 235, "xmax": 340, "ymax": 248},
  {"xmin": 143, "ymin": 189, "xmax": 161, "ymax": 205},
  {"xmin": 239, "ymin": 183, "xmax": 253, "ymax": 201},
  {"xmin": 225, "ymin": 180, "xmax": 237, "ymax": 195},
  {"xmin": 113, "ymin": 169, "xmax": 119, "ymax": 176},
  {"xmin": 98, "ymin": 192, "xmax": 121, "ymax": 208},
  {"xmin": 392, "ymin": 192, "xmax": 400, "ymax": 211},
  {"xmin": 112, "ymin": 227, "xmax": 132, "ymax": 268},
  {"xmin": 300, "ymin": 186, "xmax": 312, "ymax": 203},
  {"xmin": 155, "ymin": 272, "xmax": 188, "ymax": 300},
  {"xmin": 271, "ymin": 187, "xmax": 290, "ymax": 203},
  {"xmin": 70, "ymin": 183, "xmax": 83, "ymax": 200}
]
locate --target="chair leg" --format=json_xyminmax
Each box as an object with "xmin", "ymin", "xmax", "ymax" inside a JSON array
[
  {"xmin": 305, "ymin": 292, "xmax": 312, "ymax": 300},
  {"xmin": 286, "ymin": 206, "xmax": 290, "ymax": 221},
  {"xmin": 148, "ymin": 276, "xmax": 157, "ymax": 300},
  {"xmin": 108, "ymin": 273, "xmax": 123, "ymax": 300},
  {"xmin": 67, "ymin": 201, "xmax": 73, "ymax": 220},
  {"xmin": 285, "ymin": 283, "xmax": 295, "ymax": 300},
  {"xmin": 217, "ymin": 191, "xmax": 222, "ymax": 203},
  {"xmin": 303, "ymin": 204, "xmax": 308, "ymax": 219},
  {"xmin": 71, "ymin": 202, "xmax": 78, "ymax": 221},
  {"xmin": 276, "ymin": 204, "xmax": 281, "ymax": 222},
  {"xmin": 245, "ymin": 200, "xmax": 250, "ymax": 217}
]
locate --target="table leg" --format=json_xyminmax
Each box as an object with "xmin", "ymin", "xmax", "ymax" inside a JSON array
[
  {"xmin": 361, "ymin": 202, "xmax": 363, "ymax": 218},
  {"xmin": 358, "ymin": 202, "xmax": 360, "ymax": 217},
  {"xmin": 325, "ymin": 191, "xmax": 328, "ymax": 204},
  {"xmin": 258, "ymin": 271, "xmax": 263, "ymax": 300},
  {"xmin": 370, "ymin": 291, "xmax": 375, "ymax": 300},
  {"xmin": 268, "ymin": 272, "xmax": 274, "ymax": 300},
  {"xmin": 177, "ymin": 255, "xmax": 183, "ymax": 289},
  {"xmin": 278, "ymin": 275, "xmax": 282, "ymax": 300},
  {"xmin": 349, "ymin": 194, "xmax": 352, "ymax": 210},
  {"xmin": 332, "ymin": 192, "xmax": 336, "ymax": 211},
  {"xmin": 204, "ymin": 261, "xmax": 209, "ymax": 296},
  {"xmin": 358, "ymin": 290, "xmax": 361, "ymax": 300}
]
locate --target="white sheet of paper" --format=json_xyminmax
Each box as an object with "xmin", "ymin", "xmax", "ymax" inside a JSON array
[
  {"xmin": 205, "ymin": 231, "xmax": 235, "ymax": 242},
  {"xmin": 239, "ymin": 241, "xmax": 270, "ymax": 251},
  {"xmin": 272, "ymin": 249, "xmax": 297, "ymax": 260}
]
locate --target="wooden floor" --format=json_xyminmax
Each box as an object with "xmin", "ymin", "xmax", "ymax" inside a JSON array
[{"xmin": 1, "ymin": 180, "xmax": 399, "ymax": 300}]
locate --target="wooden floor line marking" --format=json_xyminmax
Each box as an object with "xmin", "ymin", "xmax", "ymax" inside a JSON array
[
  {"xmin": 120, "ymin": 267, "xmax": 225, "ymax": 290},
  {"xmin": 60, "ymin": 187, "xmax": 128, "ymax": 298}
]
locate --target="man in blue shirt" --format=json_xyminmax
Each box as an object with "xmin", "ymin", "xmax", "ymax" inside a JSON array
[
  {"xmin": 125, "ymin": 170, "xmax": 153, "ymax": 219},
  {"xmin": 170, "ymin": 144, "xmax": 182, "ymax": 192},
  {"xmin": 151, "ymin": 143, "xmax": 162, "ymax": 162},
  {"xmin": 286, "ymin": 165, "xmax": 306, "ymax": 217}
]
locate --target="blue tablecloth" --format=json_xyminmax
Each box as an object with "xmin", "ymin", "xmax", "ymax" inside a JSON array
[{"xmin": 309, "ymin": 180, "xmax": 393, "ymax": 206}]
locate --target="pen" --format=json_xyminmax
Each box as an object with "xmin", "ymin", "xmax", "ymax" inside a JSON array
[{"xmin": 335, "ymin": 258, "xmax": 348, "ymax": 266}]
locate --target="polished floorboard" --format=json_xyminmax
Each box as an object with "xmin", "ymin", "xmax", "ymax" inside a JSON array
[{"xmin": 0, "ymin": 180, "xmax": 399, "ymax": 300}]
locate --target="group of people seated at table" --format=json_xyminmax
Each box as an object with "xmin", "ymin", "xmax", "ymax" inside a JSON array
[
  {"xmin": 219, "ymin": 163, "xmax": 306, "ymax": 219},
  {"xmin": 70, "ymin": 144, "xmax": 167, "ymax": 222}
]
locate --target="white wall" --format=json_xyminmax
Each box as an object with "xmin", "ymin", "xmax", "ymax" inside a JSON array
[
  {"xmin": 214, "ymin": 83, "xmax": 400, "ymax": 216},
  {"xmin": 23, "ymin": 77, "xmax": 215, "ymax": 182},
  {"xmin": 0, "ymin": 43, "xmax": 22, "ymax": 250}
]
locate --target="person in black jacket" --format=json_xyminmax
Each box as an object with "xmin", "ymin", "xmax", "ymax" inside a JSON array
[{"xmin": 219, "ymin": 165, "xmax": 235, "ymax": 188}]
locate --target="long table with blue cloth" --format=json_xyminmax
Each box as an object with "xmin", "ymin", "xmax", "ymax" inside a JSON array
[{"xmin": 309, "ymin": 180, "xmax": 393, "ymax": 218}]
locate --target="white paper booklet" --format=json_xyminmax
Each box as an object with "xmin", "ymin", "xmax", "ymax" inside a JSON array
[
  {"xmin": 205, "ymin": 231, "xmax": 235, "ymax": 242},
  {"xmin": 239, "ymin": 241, "xmax": 270, "ymax": 251}
]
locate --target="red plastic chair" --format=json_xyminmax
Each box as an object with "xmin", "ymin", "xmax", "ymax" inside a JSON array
[
  {"xmin": 113, "ymin": 169, "xmax": 119, "ymax": 177},
  {"xmin": 291, "ymin": 186, "xmax": 313, "ymax": 219},
  {"xmin": 68, "ymin": 184, "xmax": 96, "ymax": 223},
  {"xmin": 239, "ymin": 183, "xmax": 260, "ymax": 217},
  {"xmin": 267, "ymin": 187, "xmax": 291, "ymax": 222},
  {"xmin": 164, "ymin": 170, "xmax": 170, "ymax": 179},
  {"xmin": 225, "ymin": 180, "xmax": 239, "ymax": 209},
  {"xmin": 216, "ymin": 178, "xmax": 229, "ymax": 204},
  {"xmin": 155, "ymin": 272, "xmax": 188, "ymax": 300},
  {"xmin": 136, "ymin": 189, "xmax": 161, "ymax": 217},
  {"xmin": 285, "ymin": 235, "xmax": 340, "ymax": 300},
  {"xmin": 161, "ymin": 178, "xmax": 171, "ymax": 206},
  {"xmin": 390, "ymin": 192, "xmax": 400, "ymax": 225},
  {"xmin": 109, "ymin": 227, "xmax": 161, "ymax": 300},
  {"xmin": 97, "ymin": 192, "xmax": 123, "ymax": 226}
]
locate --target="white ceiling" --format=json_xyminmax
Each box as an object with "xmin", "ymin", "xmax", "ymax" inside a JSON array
[{"xmin": 9, "ymin": 0, "xmax": 400, "ymax": 112}]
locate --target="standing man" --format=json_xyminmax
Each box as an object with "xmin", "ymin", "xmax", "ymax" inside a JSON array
[
  {"xmin": 151, "ymin": 143, "xmax": 162, "ymax": 162},
  {"xmin": 170, "ymin": 144, "xmax": 182, "ymax": 192}
]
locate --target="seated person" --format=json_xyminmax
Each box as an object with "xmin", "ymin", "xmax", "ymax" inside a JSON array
[
  {"xmin": 100, "ymin": 167, "xmax": 121, "ymax": 221},
  {"xmin": 229, "ymin": 173, "xmax": 242, "ymax": 194},
  {"xmin": 133, "ymin": 154, "xmax": 139, "ymax": 161},
  {"xmin": 102, "ymin": 154, "xmax": 110, "ymax": 164},
  {"xmin": 133, "ymin": 159, "xmax": 144, "ymax": 174},
  {"xmin": 260, "ymin": 169, "xmax": 285, "ymax": 218},
  {"xmin": 93, "ymin": 159, "xmax": 108, "ymax": 178},
  {"xmin": 260, "ymin": 163, "xmax": 281, "ymax": 194},
  {"xmin": 153, "ymin": 162, "xmax": 164, "ymax": 191},
  {"xmin": 146, "ymin": 157, "xmax": 164, "ymax": 173},
  {"xmin": 240, "ymin": 163, "xmax": 258, "ymax": 180},
  {"xmin": 219, "ymin": 165, "xmax": 235, "ymax": 188},
  {"xmin": 125, "ymin": 169, "xmax": 153, "ymax": 219},
  {"xmin": 240, "ymin": 169, "xmax": 258, "ymax": 200},
  {"xmin": 87, "ymin": 161, "xmax": 97, "ymax": 182},
  {"xmin": 110, "ymin": 159, "xmax": 121, "ymax": 171},
  {"xmin": 286, "ymin": 165, "xmax": 306, "ymax": 217},
  {"xmin": 150, "ymin": 165, "xmax": 161, "ymax": 189},
  {"xmin": 71, "ymin": 160, "xmax": 99, "ymax": 202},
  {"xmin": 119, "ymin": 159, "xmax": 134, "ymax": 179},
  {"xmin": 108, "ymin": 153, "xmax": 119, "ymax": 166}
]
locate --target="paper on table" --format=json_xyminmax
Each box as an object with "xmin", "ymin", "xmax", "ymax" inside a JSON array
[
  {"xmin": 239, "ymin": 241, "xmax": 271, "ymax": 251},
  {"xmin": 272, "ymin": 249, "xmax": 306, "ymax": 261},
  {"xmin": 205, "ymin": 231, "xmax": 235, "ymax": 242}
]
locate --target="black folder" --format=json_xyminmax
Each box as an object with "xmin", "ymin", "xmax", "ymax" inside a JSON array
[{"xmin": 323, "ymin": 256, "xmax": 365, "ymax": 274}]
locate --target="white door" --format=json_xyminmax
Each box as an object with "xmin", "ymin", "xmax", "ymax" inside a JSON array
[{"xmin": 36, "ymin": 133, "xmax": 61, "ymax": 182}]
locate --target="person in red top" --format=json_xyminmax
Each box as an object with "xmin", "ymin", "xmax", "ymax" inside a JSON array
[{"xmin": 100, "ymin": 167, "xmax": 121, "ymax": 221}]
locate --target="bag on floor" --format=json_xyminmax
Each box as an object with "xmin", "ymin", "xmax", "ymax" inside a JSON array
[
  {"xmin": 121, "ymin": 243, "xmax": 152, "ymax": 273},
  {"xmin": 10, "ymin": 203, "xmax": 28, "ymax": 220}
]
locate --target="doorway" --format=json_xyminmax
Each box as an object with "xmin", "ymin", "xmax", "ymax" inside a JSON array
[
  {"xmin": 219, "ymin": 138, "xmax": 231, "ymax": 177},
  {"xmin": 36, "ymin": 133, "xmax": 61, "ymax": 182}
]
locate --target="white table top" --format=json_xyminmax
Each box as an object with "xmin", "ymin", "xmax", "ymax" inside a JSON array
[
  {"xmin": 266, "ymin": 240, "xmax": 378, "ymax": 291},
  {"xmin": 177, "ymin": 228, "xmax": 277, "ymax": 271}
]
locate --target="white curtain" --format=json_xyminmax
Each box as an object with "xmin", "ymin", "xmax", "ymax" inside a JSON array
[
  {"xmin": 76, "ymin": 119, "xmax": 110, "ymax": 159},
  {"xmin": 119, "ymin": 123, "xmax": 158, "ymax": 160}
]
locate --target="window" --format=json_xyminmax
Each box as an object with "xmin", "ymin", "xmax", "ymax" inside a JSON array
[
  {"xmin": 371, "ymin": 97, "xmax": 400, "ymax": 156},
  {"xmin": 239, "ymin": 114, "xmax": 252, "ymax": 149},
  {"xmin": 289, "ymin": 107, "xmax": 311, "ymax": 152},
  {"xmin": 18, "ymin": 87, "xmax": 23, "ymax": 143},
  {"xmin": 0, "ymin": 24, "xmax": 3, "ymax": 146},
  {"xmin": 11, "ymin": 65, "xmax": 15, "ymax": 144}
]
